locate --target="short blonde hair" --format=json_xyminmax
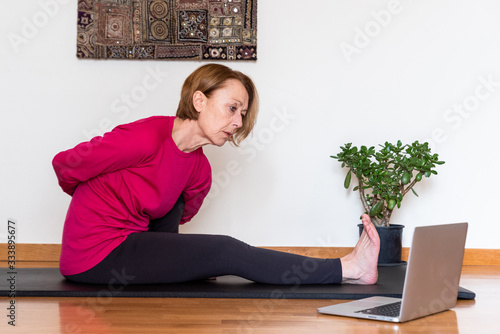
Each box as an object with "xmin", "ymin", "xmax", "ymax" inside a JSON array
[{"xmin": 176, "ymin": 63, "xmax": 259, "ymax": 146}]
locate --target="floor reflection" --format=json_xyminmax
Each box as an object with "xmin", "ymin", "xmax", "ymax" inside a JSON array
[{"xmin": 317, "ymin": 309, "xmax": 459, "ymax": 334}]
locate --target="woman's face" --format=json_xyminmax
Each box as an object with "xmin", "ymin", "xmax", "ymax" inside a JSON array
[{"xmin": 196, "ymin": 79, "xmax": 249, "ymax": 147}]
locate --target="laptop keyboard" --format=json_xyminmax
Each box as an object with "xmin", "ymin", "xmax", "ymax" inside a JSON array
[{"xmin": 355, "ymin": 301, "xmax": 401, "ymax": 318}]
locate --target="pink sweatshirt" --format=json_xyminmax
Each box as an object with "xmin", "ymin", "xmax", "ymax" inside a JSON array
[{"xmin": 53, "ymin": 116, "xmax": 212, "ymax": 276}]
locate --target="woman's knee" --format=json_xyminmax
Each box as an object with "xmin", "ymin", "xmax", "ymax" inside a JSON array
[{"xmin": 206, "ymin": 235, "xmax": 252, "ymax": 259}]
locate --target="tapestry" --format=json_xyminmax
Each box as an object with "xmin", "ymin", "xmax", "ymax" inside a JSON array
[{"xmin": 77, "ymin": 0, "xmax": 257, "ymax": 61}]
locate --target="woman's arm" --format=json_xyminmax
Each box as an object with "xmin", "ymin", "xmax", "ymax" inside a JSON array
[
  {"xmin": 52, "ymin": 120, "xmax": 159, "ymax": 196},
  {"xmin": 180, "ymin": 154, "xmax": 212, "ymax": 224}
]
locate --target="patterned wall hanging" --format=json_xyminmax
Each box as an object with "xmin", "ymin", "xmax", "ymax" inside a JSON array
[{"xmin": 77, "ymin": 0, "xmax": 257, "ymax": 61}]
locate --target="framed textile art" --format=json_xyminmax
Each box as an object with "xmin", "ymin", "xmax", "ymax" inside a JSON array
[{"xmin": 77, "ymin": 0, "xmax": 257, "ymax": 61}]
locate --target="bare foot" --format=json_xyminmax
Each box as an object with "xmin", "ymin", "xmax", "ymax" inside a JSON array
[{"xmin": 340, "ymin": 214, "xmax": 380, "ymax": 284}]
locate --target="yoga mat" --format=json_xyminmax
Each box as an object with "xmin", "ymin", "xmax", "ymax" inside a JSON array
[{"xmin": 0, "ymin": 266, "xmax": 475, "ymax": 300}]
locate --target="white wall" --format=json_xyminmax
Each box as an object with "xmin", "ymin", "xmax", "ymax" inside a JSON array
[{"xmin": 1, "ymin": 0, "xmax": 499, "ymax": 249}]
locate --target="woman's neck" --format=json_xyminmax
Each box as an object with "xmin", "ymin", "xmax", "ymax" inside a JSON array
[{"xmin": 172, "ymin": 118, "xmax": 210, "ymax": 153}]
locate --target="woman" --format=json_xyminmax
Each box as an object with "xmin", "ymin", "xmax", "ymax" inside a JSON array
[{"xmin": 53, "ymin": 64, "xmax": 379, "ymax": 285}]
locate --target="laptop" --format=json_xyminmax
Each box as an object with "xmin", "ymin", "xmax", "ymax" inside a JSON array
[{"xmin": 317, "ymin": 222, "xmax": 468, "ymax": 322}]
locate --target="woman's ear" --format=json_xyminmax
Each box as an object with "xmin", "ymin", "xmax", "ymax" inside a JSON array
[{"xmin": 192, "ymin": 90, "xmax": 206, "ymax": 113}]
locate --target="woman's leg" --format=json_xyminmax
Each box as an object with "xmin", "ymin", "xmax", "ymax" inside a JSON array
[
  {"xmin": 65, "ymin": 232, "xmax": 342, "ymax": 285},
  {"xmin": 66, "ymin": 194, "xmax": 344, "ymax": 285}
]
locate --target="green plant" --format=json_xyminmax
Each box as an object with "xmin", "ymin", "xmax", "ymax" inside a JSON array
[{"xmin": 331, "ymin": 140, "xmax": 444, "ymax": 227}]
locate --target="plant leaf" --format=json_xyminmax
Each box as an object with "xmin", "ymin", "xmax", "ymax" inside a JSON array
[
  {"xmin": 369, "ymin": 201, "xmax": 384, "ymax": 216},
  {"xmin": 344, "ymin": 170, "xmax": 352, "ymax": 189}
]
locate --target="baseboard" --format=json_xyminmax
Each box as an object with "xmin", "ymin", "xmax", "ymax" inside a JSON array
[
  {"xmin": 1, "ymin": 244, "xmax": 499, "ymax": 266},
  {"xmin": 265, "ymin": 247, "xmax": 500, "ymax": 266},
  {"xmin": 1, "ymin": 243, "xmax": 62, "ymax": 262}
]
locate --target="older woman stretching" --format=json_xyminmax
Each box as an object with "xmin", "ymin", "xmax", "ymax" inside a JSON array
[{"xmin": 53, "ymin": 64, "xmax": 379, "ymax": 285}]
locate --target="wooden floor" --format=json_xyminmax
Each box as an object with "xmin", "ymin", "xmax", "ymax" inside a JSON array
[{"xmin": 1, "ymin": 263, "xmax": 500, "ymax": 334}]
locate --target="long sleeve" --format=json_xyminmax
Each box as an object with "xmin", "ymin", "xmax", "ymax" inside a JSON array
[
  {"xmin": 181, "ymin": 156, "xmax": 212, "ymax": 224},
  {"xmin": 52, "ymin": 119, "xmax": 161, "ymax": 196}
]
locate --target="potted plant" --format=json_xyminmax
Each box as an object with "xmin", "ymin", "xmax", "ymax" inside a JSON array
[{"xmin": 331, "ymin": 140, "xmax": 445, "ymax": 264}]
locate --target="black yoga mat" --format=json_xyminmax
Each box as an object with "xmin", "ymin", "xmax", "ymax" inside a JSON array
[{"xmin": 0, "ymin": 265, "xmax": 475, "ymax": 300}]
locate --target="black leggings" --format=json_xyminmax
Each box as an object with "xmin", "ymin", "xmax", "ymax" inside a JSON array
[{"xmin": 65, "ymin": 196, "xmax": 342, "ymax": 285}]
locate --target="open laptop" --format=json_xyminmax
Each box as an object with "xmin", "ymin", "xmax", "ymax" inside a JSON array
[{"xmin": 317, "ymin": 222, "xmax": 468, "ymax": 322}]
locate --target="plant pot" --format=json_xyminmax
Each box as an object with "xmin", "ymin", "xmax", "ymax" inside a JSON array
[{"xmin": 358, "ymin": 224, "xmax": 405, "ymax": 265}]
